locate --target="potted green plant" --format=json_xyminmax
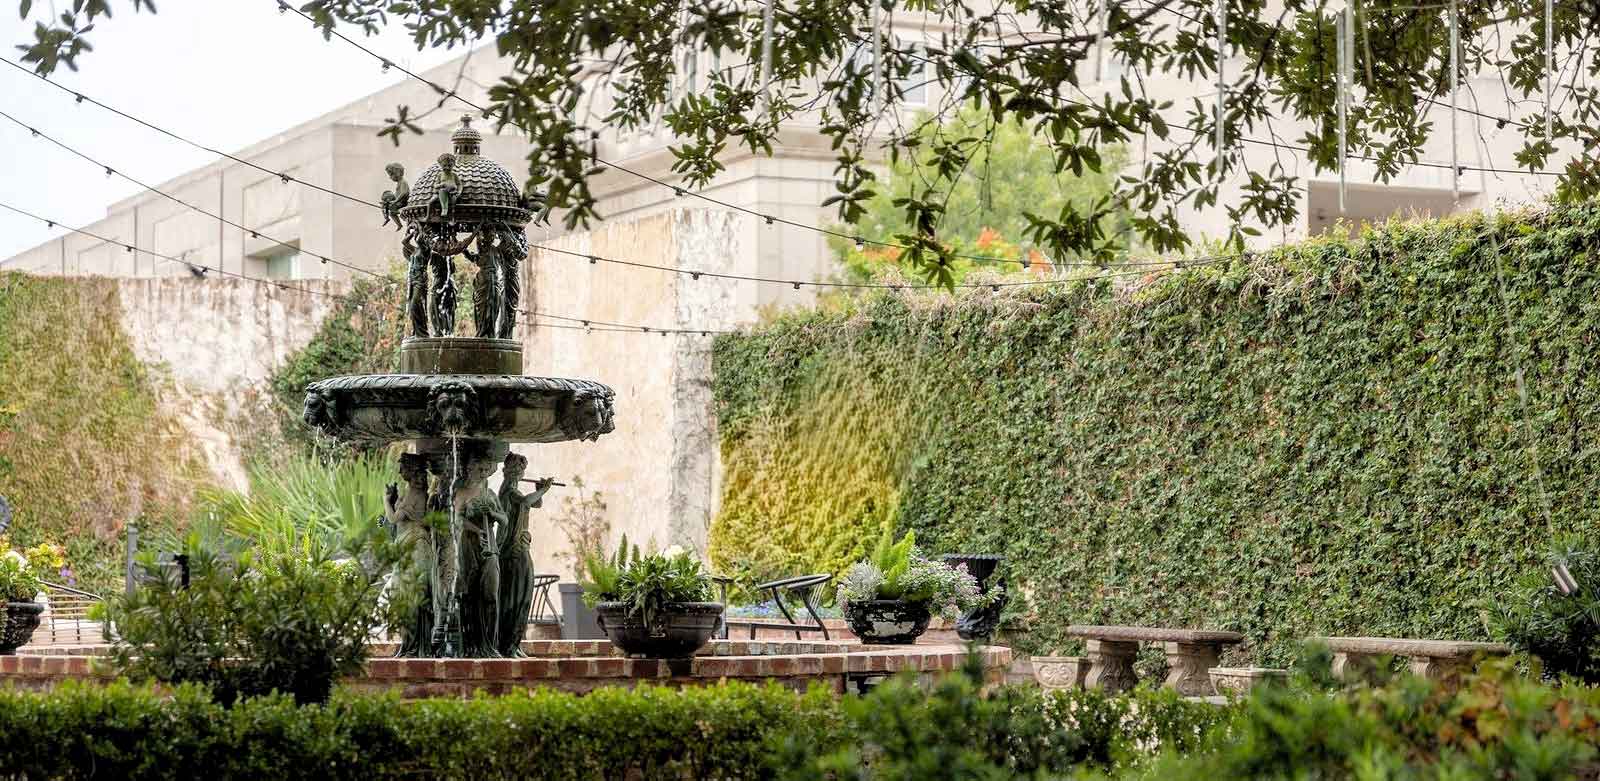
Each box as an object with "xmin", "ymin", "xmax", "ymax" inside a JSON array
[
  {"xmin": 838, "ymin": 530, "xmax": 984, "ymax": 644},
  {"xmin": 0, "ymin": 548, "xmax": 46, "ymax": 655},
  {"xmin": 583, "ymin": 542, "xmax": 723, "ymax": 658}
]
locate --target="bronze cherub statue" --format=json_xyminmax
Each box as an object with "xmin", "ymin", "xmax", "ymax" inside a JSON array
[{"xmin": 382, "ymin": 162, "xmax": 409, "ymax": 229}]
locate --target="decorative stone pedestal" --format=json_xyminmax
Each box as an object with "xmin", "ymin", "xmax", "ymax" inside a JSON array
[
  {"xmin": 1030, "ymin": 656, "xmax": 1088, "ymax": 691},
  {"xmin": 1164, "ymin": 642, "xmax": 1223, "ymax": 696},
  {"xmin": 1209, "ymin": 666, "xmax": 1289, "ymax": 695},
  {"xmin": 1084, "ymin": 639, "xmax": 1139, "ymax": 694}
]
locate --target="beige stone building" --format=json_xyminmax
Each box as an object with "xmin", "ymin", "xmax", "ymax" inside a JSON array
[{"xmin": 1, "ymin": 23, "xmax": 1562, "ymax": 573}]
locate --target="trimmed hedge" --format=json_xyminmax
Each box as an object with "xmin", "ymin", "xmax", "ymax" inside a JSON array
[
  {"xmin": 0, "ymin": 678, "xmax": 1225, "ymax": 779},
  {"xmin": 0, "ymin": 680, "xmax": 838, "ymax": 779},
  {"xmin": 710, "ymin": 203, "xmax": 1600, "ymax": 663}
]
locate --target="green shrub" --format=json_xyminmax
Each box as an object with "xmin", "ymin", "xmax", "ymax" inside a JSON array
[
  {"xmin": 0, "ymin": 680, "xmax": 842, "ymax": 780},
  {"xmin": 1133, "ymin": 663, "xmax": 1600, "ymax": 780},
  {"xmin": 105, "ymin": 536, "xmax": 404, "ymax": 705},
  {"xmin": 711, "ymin": 203, "xmax": 1600, "ymax": 663},
  {"xmin": 836, "ymin": 529, "xmax": 984, "ymax": 615},
  {"xmin": 775, "ymin": 659, "xmax": 1233, "ymax": 780},
  {"xmin": 578, "ymin": 533, "xmax": 640, "ymax": 606},
  {"xmin": 1489, "ymin": 535, "xmax": 1600, "ymax": 683},
  {"xmin": 195, "ymin": 450, "xmax": 396, "ymax": 556}
]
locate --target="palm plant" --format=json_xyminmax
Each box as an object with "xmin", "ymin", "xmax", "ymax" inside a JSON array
[{"xmin": 196, "ymin": 452, "xmax": 394, "ymax": 556}]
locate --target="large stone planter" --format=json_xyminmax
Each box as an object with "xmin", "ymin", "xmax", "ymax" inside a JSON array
[
  {"xmin": 1209, "ymin": 666, "xmax": 1288, "ymax": 696},
  {"xmin": 595, "ymin": 602, "xmax": 724, "ymax": 658},
  {"xmin": 1030, "ymin": 656, "xmax": 1088, "ymax": 690},
  {"xmin": 843, "ymin": 599, "xmax": 932, "ymax": 645},
  {"xmin": 1, "ymin": 601, "xmax": 44, "ymax": 655}
]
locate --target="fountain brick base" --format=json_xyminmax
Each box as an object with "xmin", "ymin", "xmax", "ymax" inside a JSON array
[{"xmin": 2, "ymin": 640, "xmax": 1012, "ymax": 698}]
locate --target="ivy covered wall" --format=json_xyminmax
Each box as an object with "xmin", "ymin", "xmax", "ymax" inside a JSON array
[
  {"xmin": 0, "ymin": 273, "xmax": 209, "ymax": 590},
  {"xmin": 710, "ymin": 204, "xmax": 1600, "ymax": 664}
]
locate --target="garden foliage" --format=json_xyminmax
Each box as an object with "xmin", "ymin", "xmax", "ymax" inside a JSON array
[
  {"xmin": 1490, "ymin": 536, "xmax": 1600, "ymax": 683},
  {"xmin": 711, "ymin": 203, "xmax": 1600, "ymax": 662},
  {"xmin": 0, "ymin": 670, "xmax": 1228, "ymax": 780},
  {"xmin": 105, "ymin": 536, "xmax": 404, "ymax": 705},
  {"xmin": 1138, "ymin": 662, "xmax": 1600, "ymax": 780}
]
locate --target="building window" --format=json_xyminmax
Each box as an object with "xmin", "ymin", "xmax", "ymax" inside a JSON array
[
  {"xmin": 681, "ymin": 50, "xmax": 699, "ymax": 98},
  {"xmin": 849, "ymin": 38, "xmax": 927, "ymax": 106},
  {"xmin": 259, "ymin": 246, "xmax": 300, "ymax": 280},
  {"xmin": 896, "ymin": 43, "xmax": 927, "ymax": 105}
]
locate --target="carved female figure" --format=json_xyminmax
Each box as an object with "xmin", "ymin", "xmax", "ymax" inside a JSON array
[
  {"xmin": 385, "ymin": 453, "xmax": 435, "ymax": 657},
  {"xmin": 463, "ymin": 230, "xmax": 503, "ymax": 339},
  {"xmin": 495, "ymin": 453, "xmax": 553, "ymax": 656}
]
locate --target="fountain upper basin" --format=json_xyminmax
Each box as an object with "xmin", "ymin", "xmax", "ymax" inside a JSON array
[{"xmin": 301, "ymin": 337, "xmax": 615, "ymax": 444}]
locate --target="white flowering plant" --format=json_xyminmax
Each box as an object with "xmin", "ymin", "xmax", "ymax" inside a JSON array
[
  {"xmin": 0, "ymin": 549, "xmax": 43, "ymax": 603},
  {"xmin": 836, "ymin": 530, "xmax": 987, "ymax": 618}
]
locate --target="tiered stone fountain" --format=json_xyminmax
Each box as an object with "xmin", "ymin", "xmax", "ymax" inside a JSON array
[{"xmin": 302, "ymin": 116, "xmax": 615, "ymax": 658}]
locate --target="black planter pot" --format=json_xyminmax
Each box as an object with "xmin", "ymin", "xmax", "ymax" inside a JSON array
[
  {"xmin": 1, "ymin": 601, "xmax": 44, "ymax": 655},
  {"xmin": 942, "ymin": 553, "xmax": 1008, "ymax": 642},
  {"xmin": 843, "ymin": 599, "xmax": 932, "ymax": 644},
  {"xmin": 595, "ymin": 602, "xmax": 725, "ymax": 658}
]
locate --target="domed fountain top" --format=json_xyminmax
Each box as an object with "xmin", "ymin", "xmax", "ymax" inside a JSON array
[{"xmin": 399, "ymin": 115, "xmax": 534, "ymax": 228}]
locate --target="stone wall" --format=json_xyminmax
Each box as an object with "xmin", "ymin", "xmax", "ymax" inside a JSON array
[
  {"xmin": 114, "ymin": 277, "xmax": 342, "ymax": 490},
  {"xmin": 515, "ymin": 208, "xmax": 753, "ymax": 577}
]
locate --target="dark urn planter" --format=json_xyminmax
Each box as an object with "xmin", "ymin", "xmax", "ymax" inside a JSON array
[
  {"xmin": 942, "ymin": 553, "xmax": 1008, "ymax": 642},
  {"xmin": 1, "ymin": 601, "xmax": 44, "ymax": 655},
  {"xmin": 844, "ymin": 599, "xmax": 932, "ymax": 644},
  {"xmin": 595, "ymin": 602, "xmax": 724, "ymax": 658}
]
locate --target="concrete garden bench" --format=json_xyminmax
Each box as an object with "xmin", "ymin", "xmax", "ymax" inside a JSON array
[
  {"xmin": 1066, "ymin": 625, "xmax": 1244, "ymax": 696},
  {"xmin": 1313, "ymin": 636, "xmax": 1511, "ymax": 684}
]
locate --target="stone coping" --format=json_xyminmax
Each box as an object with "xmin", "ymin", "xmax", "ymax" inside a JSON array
[
  {"xmin": 1066, "ymin": 625, "xmax": 1244, "ymax": 644},
  {"xmin": 18, "ymin": 639, "xmax": 856, "ymax": 659},
  {"xmin": 1313, "ymin": 637, "xmax": 1512, "ymax": 658},
  {"xmin": 2, "ymin": 643, "xmax": 1013, "ymax": 698}
]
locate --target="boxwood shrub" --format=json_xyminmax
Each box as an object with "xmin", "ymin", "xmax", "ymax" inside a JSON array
[{"xmin": 0, "ymin": 674, "xmax": 1228, "ymax": 779}]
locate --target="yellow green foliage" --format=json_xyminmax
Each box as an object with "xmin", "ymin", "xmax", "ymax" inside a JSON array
[
  {"xmin": 709, "ymin": 352, "xmax": 924, "ymax": 582},
  {"xmin": 0, "ymin": 273, "xmax": 206, "ymax": 592}
]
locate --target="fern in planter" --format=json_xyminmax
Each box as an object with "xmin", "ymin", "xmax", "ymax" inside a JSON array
[
  {"xmin": 614, "ymin": 550, "xmax": 714, "ymax": 628},
  {"xmin": 577, "ymin": 534, "xmax": 640, "ymax": 607},
  {"xmin": 585, "ymin": 546, "xmax": 721, "ymax": 658}
]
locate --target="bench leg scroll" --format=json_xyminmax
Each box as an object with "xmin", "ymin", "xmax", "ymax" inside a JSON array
[
  {"xmin": 1163, "ymin": 642, "xmax": 1221, "ymax": 696},
  {"xmin": 1332, "ymin": 651, "xmax": 1380, "ymax": 683},
  {"xmin": 1408, "ymin": 656, "xmax": 1469, "ymax": 687},
  {"xmin": 1084, "ymin": 639, "xmax": 1139, "ymax": 694}
]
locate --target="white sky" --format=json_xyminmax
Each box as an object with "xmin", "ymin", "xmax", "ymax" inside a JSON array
[{"xmin": 0, "ymin": 0, "xmax": 465, "ymax": 260}]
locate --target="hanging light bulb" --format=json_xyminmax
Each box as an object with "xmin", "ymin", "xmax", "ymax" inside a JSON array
[
  {"xmin": 104, "ymin": 167, "xmax": 114, "ymax": 177},
  {"xmin": 853, "ymin": 236, "xmax": 865, "ymax": 251}
]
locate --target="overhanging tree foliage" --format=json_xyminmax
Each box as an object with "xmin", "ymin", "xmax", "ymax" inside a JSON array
[{"xmin": 16, "ymin": 0, "xmax": 1600, "ymax": 286}]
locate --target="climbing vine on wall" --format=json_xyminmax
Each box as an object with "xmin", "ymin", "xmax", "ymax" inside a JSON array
[
  {"xmin": 0, "ymin": 273, "xmax": 208, "ymax": 592},
  {"xmin": 711, "ymin": 203, "xmax": 1600, "ymax": 664},
  {"xmin": 267, "ymin": 272, "xmax": 407, "ymax": 457}
]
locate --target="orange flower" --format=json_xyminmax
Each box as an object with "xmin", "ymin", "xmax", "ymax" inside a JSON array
[{"xmin": 975, "ymin": 226, "xmax": 1002, "ymax": 250}]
